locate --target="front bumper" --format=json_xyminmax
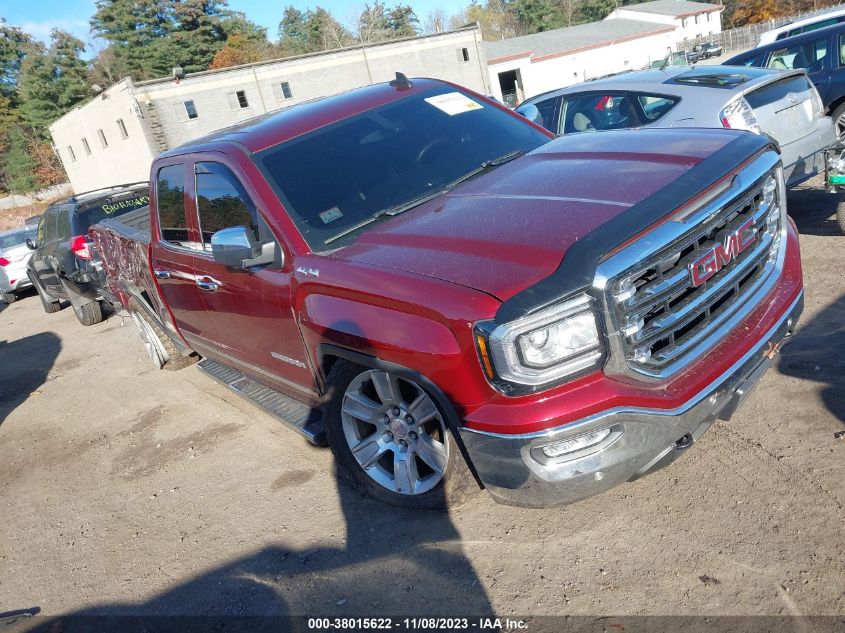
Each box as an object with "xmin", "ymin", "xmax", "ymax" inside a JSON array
[{"xmin": 460, "ymin": 292, "xmax": 803, "ymax": 508}]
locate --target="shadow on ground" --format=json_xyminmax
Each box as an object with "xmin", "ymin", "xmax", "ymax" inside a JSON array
[
  {"xmin": 786, "ymin": 186, "xmax": 843, "ymax": 237},
  {"xmin": 779, "ymin": 292, "xmax": 845, "ymax": 426},
  {"xmin": 0, "ymin": 331, "xmax": 61, "ymax": 426},
  {"xmin": 23, "ymin": 464, "xmax": 490, "ymax": 632}
]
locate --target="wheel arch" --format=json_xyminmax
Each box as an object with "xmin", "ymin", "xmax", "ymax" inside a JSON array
[{"xmin": 317, "ymin": 344, "xmax": 484, "ymax": 490}]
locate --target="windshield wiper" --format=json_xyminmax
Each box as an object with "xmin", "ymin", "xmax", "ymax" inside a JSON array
[
  {"xmin": 323, "ymin": 189, "xmax": 445, "ymax": 245},
  {"xmin": 446, "ymin": 149, "xmax": 527, "ymax": 189}
]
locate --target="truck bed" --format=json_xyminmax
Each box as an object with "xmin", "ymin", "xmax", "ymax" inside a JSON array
[{"xmin": 89, "ymin": 207, "xmax": 165, "ymax": 322}]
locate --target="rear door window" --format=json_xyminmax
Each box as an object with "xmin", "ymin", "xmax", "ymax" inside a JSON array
[
  {"xmin": 194, "ymin": 162, "xmax": 259, "ymax": 249},
  {"xmin": 766, "ymin": 38, "xmax": 827, "ymax": 72},
  {"xmin": 157, "ymin": 164, "xmax": 190, "ymax": 245},
  {"xmin": 637, "ymin": 94, "xmax": 680, "ymax": 122}
]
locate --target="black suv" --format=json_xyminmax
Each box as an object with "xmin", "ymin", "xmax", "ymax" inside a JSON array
[{"xmin": 26, "ymin": 183, "xmax": 149, "ymax": 326}]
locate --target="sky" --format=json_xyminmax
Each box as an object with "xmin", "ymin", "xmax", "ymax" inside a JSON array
[{"xmin": 0, "ymin": 0, "xmax": 464, "ymax": 47}]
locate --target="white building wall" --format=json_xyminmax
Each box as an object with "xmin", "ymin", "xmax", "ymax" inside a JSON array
[
  {"xmin": 488, "ymin": 29, "xmax": 678, "ymax": 103},
  {"xmin": 48, "ymin": 78, "xmax": 157, "ymax": 193}
]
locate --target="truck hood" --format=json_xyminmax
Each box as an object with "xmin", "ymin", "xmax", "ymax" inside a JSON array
[{"xmin": 333, "ymin": 128, "xmax": 747, "ymax": 302}]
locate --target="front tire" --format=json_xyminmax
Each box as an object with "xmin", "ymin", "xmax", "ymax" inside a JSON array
[
  {"xmin": 323, "ymin": 361, "xmax": 475, "ymax": 510},
  {"xmin": 1, "ymin": 291, "xmax": 15, "ymax": 304}
]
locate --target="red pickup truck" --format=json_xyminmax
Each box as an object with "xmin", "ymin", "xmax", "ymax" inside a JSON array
[{"xmin": 90, "ymin": 76, "xmax": 804, "ymax": 509}]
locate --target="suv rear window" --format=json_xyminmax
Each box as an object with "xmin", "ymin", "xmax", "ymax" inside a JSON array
[{"xmin": 76, "ymin": 189, "xmax": 150, "ymax": 231}]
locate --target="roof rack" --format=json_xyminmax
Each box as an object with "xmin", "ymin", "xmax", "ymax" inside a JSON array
[{"xmin": 69, "ymin": 181, "xmax": 148, "ymax": 204}]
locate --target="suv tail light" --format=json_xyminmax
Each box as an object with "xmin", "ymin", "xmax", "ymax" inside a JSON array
[
  {"xmin": 720, "ymin": 96, "xmax": 761, "ymax": 134},
  {"xmin": 70, "ymin": 235, "xmax": 92, "ymax": 260},
  {"xmin": 0, "ymin": 257, "xmax": 9, "ymax": 266}
]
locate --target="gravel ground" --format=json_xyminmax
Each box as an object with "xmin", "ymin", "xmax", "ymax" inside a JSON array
[{"xmin": 0, "ymin": 178, "xmax": 843, "ymax": 628}]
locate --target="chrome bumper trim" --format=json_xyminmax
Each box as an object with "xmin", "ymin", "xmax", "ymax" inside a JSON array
[{"xmin": 460, "ymin": 291, "xmax": 803, "ymax": 508}]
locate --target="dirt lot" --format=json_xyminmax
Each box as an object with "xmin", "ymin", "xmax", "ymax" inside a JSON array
[{"xmin": 0, "ymin": 178, "xmax": 843, "ymax": 627}]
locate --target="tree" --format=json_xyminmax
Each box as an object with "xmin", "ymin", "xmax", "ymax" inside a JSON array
[
  {"xmin": 18, "ymin": 30, "xmax": 88, "ymax": 140},
  {"xmin": 577, "ymin": 0, "xmax": 617, "ymax": 23},
  {"xmin": 278, "ymin": 5, "xmax": 351, "ymax": 54},
  {"xmin": 424, "ymin": 8, "xmax": 450, "ymax": 33},
  {"xmin": 512, "ymin": 0, "xmax": 563, "ymax": 33},
  {"xmin": 358, "ymin": 3, "xmax": 419, "ymax": 43},
  {"xmin": 91, "ymin": 0, "xmax": 244, "ymax": 80},
  {"xmin": 0, "ymin": 20, "xmax": 32, "ymax": 104}
]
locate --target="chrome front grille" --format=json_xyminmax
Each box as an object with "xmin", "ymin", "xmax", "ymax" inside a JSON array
[{"xmin": 603, "ymin": 159, "xmax": 783, "ymax": 377}]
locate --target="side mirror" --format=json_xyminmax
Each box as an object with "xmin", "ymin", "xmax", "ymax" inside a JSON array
[
  {"xmin": 26, "ymin": 238, "xmax": 37, "ymax": 250},
  {"xmin": 210, "ymin": 225, "xmax": 277, "ymax": 269},
  {"xmin": 515, "ymin": 103, "xmax": 543, "ymax": 126}
]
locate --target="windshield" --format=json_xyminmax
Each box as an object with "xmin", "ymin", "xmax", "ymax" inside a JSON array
[{"xmin": 257, "ymin": 86, "xmax": 550, "ymax": 251}]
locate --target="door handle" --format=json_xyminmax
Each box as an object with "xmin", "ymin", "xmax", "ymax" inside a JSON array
[
  {"xmin": 196, "ymin": 276, "xmax": 222, "ymax": 292},
  {"xmin": 153, "ymin": 269, "xmax": 171, "ymax": 279}
]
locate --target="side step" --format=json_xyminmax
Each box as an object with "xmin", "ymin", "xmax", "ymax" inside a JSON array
[{"xmin": 197, "ymin": 358, "xmax": 326, "ymax": 446}]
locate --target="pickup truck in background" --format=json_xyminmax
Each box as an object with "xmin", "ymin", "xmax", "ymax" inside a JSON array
[{"xmin": 90, "ymin": 76, "xmax": 804, "ymax": 509}]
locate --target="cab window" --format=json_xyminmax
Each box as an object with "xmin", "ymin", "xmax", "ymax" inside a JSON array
[
  {"xmin": 194, "ymin": 162, "xmax": 258, "ymax": 249},
  {"xmin": 157, "ymin": 164, "xmax": 189, "ymax": 246}
]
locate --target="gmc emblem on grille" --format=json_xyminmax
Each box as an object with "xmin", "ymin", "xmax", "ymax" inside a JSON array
[{"xmin": 688, "ymin": 218, "xmax": 757, "ymax": 287}]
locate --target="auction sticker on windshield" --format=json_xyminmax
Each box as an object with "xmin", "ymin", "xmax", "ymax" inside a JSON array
[{"xmin": 425, "ymin": 92, "xmax": 483, "ymax": 115}]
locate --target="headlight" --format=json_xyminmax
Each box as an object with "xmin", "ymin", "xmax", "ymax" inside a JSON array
[
  {"xmin": 475, "ymin": 295, "xmax": 605, "ymax": 391},
  {"xmin": 764, "ymin": 166, "xmax": 786, "ymax": 263}
]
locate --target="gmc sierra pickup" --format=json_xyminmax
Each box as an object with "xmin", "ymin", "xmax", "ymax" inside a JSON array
[{"xmin": 90, "ymin": 76, "xmax": 804, "ymax": 509}]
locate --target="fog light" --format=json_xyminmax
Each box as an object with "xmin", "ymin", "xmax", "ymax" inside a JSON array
[{"xmin": 541, "ymin": 427, "xmax": 612, "ymax": 458}]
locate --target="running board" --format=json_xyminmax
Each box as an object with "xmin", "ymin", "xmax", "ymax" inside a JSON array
[{"xmin": 197, "ymin": 358, "xmax": 325, "ymax": 446}]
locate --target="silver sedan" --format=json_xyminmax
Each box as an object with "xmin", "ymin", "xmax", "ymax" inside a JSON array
[{"xmin": 516, "ymin": 65, "xmax": 834, "ymax": 188}]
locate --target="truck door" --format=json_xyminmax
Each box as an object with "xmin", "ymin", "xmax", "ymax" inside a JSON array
[
  {"xmin": 186, "ymin": 159, "xmax": 317, "ymax": 398},
  {"xmin": 149, "ymin": 162, "xmax": 210, "ymax": 344}
]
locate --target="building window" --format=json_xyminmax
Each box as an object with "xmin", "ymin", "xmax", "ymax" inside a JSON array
[
  {"xmin": 707, "ymin": 12, "xmax": 712, "ymax": 22},
  {"xmin": 236, "ymin": 90, "xmax": 249, "ymax": 108},
  {"xmin": 97, "ymin": 129, "xmax": 108, "ymax": 148},
  {"xmin": 682, "ymin": 18, "xmax": 687, "ymax": 27},
  {"xmin": 117, "ymin": 118, "xmax": 129, "ymax": 139},
  {"xmin": 281, "ymin": 82, "xmax": 292, "ymax": 99},
  {"xmin": 67, "ymin": 145, "xmax": 76, "ymax": 162},
  {"xmin": 81, "ymin": 137, "xmax": 91, "ymax": 155},
  {"xmin": 184, "ymin": 100, "xmax": 198, "ymax": 120},
  {"xmin": 458, "ymin": 47, "xmax": 470, "ymax": 62},
  {"xmin": 694, "ymin": 14, "xmax": 699, "ymax": 24}
]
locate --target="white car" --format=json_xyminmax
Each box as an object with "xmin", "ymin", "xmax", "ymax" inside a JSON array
[
  {"xmin": 0, "ymin": 227, "xmax": 37, "ymax": 303},
  {"xmin": 758, "ymin": 7, "xmax": 845, "ymax": 46}
]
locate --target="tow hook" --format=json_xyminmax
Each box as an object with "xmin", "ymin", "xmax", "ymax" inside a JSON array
[{"xmin": 675, "ymin": 433, "xmax": 694, "ymax": 451}]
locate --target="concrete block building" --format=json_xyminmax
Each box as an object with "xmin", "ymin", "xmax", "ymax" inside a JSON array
[{"xmin": 50, "ymin": 26, "xmax": 489, "ymax": 193}]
